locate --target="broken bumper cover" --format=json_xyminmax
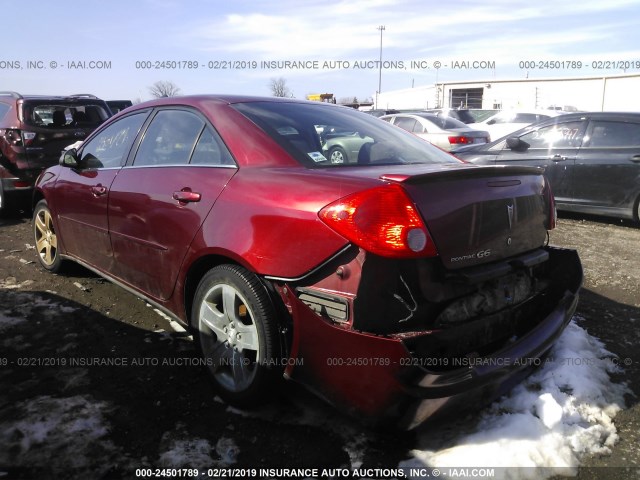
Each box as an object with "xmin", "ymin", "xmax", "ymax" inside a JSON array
[{"xmin": 283, "ymin": 247, "xmax": 582, "ymax": 430}]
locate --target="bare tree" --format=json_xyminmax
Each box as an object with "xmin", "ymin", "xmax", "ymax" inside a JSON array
[
  {"xmin": 269, "ymin": 77, "xmax": 292, "ymax": 98},
  {"xmin": 148, "ymin": 80, "xmax": 181, "ymax": 98}
]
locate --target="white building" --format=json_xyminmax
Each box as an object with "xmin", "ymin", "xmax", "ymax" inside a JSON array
[{"xmin": 374, "ymin": 73, "xmax": 640, "ymax": 112}]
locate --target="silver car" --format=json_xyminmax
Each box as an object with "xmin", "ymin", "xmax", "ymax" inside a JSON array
[{"xmin": 380, "ymin": 113, "xmax": 489, "ymax": 151}]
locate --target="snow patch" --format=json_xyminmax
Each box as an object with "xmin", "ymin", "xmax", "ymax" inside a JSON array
[
  {"xmin": 0, "ymin": 395, "xmax": 119, "ymax": 478},
  {"xmin": 158, "ymin": 425, "xmax": 239, "ymax": 469},
  {"xmin": 0, "ymin": 313, "xmax": 26, "ymax": 331},
  {"xmin": 401, "ymin": 321, "xmax": 629, "ymax": 479},
  {"xmin": 158, "ymin": 438, "xmax": 215, "ymax": 468}
]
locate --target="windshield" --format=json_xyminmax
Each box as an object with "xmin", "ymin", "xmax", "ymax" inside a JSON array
[{"xmin": 234, "ymin": 102, "xmax": 459, "ymax": 167}]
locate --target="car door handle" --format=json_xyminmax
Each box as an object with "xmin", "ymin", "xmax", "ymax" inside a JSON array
[
  {"xmin": 630, "ymin": 155, "xmax": 640, "ymax": 163},
  {"xmin": 90, "ymin": 185, "xmax": 108, "ymax": 197},
  {"xmin": 173, "ymin": 190, "xmax": 201, "ymax": 203},
  {"xmin": 549, "ymin": 154, "xmax": 568, "ymax": 162}
]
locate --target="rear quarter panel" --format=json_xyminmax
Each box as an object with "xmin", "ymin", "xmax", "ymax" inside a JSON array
[{"xmin": 184, "ymin": 167, "xmax": 380, "ymax": 279}]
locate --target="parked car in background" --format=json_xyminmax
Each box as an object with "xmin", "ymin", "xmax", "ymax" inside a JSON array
[
  {"xmin": 469, "ymin": 110, "xmax": 566, "ymax": 140},
  {"xmin": 380, "ymin": 112, "xmax": 490, "ymax": 150},
  {"xmin": 33, "ymin": 95, "xmax": 581, "ymax": 429},
  {"xmin": 106, "ymin": 100, "xmax": 134, "ymax": 114},
  {"xmin": 0, "ymin": 91, "xmax": 111, "ymax": 214},
  {"xmin": 452, "ymin": 112, "xmax": 640, "ymax": 222},
  {"xmin": 319, "ymin": 126, "xmax": 374, "ymax": 163}
]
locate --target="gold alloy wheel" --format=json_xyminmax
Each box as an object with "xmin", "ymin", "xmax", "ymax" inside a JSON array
[{"xmin": 34, "ymin": 207, "xmax": 58, "ymax": 266}]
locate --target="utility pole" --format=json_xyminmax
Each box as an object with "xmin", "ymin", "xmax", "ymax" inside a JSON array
[{"xmin": 376, "ymin": 25, "xmax": 385, "ymax": 109}]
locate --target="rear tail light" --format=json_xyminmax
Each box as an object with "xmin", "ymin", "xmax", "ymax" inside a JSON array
[
  {"xmin": 543, "ymin": 178, "xmax": 556, "ymax": 230},
  {"xmin": 22, "ymin": 131, "xmax": 36, "ymax": 146},
  {"xmin": 12, "ymin": 180, "xmax": 30, "ymax": 188},
  {"xmin": 319, "ymin": 183, "xmax": 438, "ymax": 258},
  {"xmin": 448, "ymin": 136, "xmax": 472, "ymax": 145},
  {"xmin": 2, "ymin": 129, "xmax": 36, "ymax": 147}
]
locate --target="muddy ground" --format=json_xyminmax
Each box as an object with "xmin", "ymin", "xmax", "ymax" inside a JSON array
[{"xmin": 0, "ymin": 207, "xmax": 639, "ymax": 479}]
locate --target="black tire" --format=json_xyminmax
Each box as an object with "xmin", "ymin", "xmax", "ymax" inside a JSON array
[
  {"xmin": 0, "ymin": 183, "xmax": 8, "ymax": 217},
  {"xmin": 33, "ymin": 200, "xmax": 64, "ymax": 272},
  {"xmin": 191, "ymin": 264, "xmax": 282, "ymax": 405},
  {"xmin": 328, "ymin": 146, "xmax": 347, "ymax": 164}
]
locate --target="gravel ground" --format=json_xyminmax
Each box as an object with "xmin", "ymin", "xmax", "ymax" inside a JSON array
[{"xmin": 0, "ymin": 208, "xmax": 638, "ymax": 479}]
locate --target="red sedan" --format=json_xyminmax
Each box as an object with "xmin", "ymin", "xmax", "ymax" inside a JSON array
[{"xmin": 33, "ymin": 96, "xmax": 582, "ymax": 429}]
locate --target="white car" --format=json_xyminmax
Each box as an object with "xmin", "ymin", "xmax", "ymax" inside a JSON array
[
  {"xmin": 380, "ymin": 113, "xmax": 490, "ymax": 151},
  {"xmin": 469, "ymin": 110, "xmax": 566, "ymax": 141}
]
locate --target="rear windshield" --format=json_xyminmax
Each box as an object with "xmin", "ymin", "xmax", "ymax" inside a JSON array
[
  {"xmin": 233, "ymin": 102, "xmax": 459, "ymax": 168},
  {"xmin": 21, "ymin": 101, "xmax": 110, "ymax": 128},
  {"xmin": 451, "ymin": 110, "xmax": 476, "ymax": 124},
  {"xmin": 418, "ymin": 114, "xmax": 468, "ymax": 130}
]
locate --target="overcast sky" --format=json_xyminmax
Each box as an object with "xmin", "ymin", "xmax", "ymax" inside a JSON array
[{"xmin": 3, "ymin": 0, "xmax": 640, "ymax": 101}]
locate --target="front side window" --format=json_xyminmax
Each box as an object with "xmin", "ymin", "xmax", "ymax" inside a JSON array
[
  {"xmin": 518, "ymin": 120, "xmax": 585, "ymax": 149},
  {"xmin": 234, "ymin": 102, "xmax": 459, "ymax": 167},
  {"xmin": 134, "ymin": 110, "xmax": 205, "ymax": 166},
  {"xmin": 79, "ymin": 113, "xmax": 147, "ymax": 169}
]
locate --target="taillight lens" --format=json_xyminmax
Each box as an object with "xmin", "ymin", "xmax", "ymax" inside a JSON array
[
  {"xmin": 319, "ymin": 184, "xmax": 438, "ymax": 258},
  {"xmin": 448, "ymin": 135, "xmax": 472, "ymax": 144},
  {"xmin": 543, "ymin": 178, "xmax": 556, "ymax": 230},
  {"xmin": 22, "ymin": 131, "xmax": 36, "ymax": 146},
  {"xmin": 2, "ymin": 129, "xmax": 36, "ymax": 147}
]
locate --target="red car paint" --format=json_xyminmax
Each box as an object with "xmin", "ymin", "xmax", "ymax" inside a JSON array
[{"xmin": 34, "ymin": 95, "xmax": 582, "ymax": 428}]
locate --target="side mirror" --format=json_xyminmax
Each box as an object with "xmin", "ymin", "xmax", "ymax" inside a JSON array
[
  {"xmin": 506, "ymin": 137, "xmax": 530, "ymax": 151},
  {"xmin": 60, "ymin": 148, "xmax": 79, "ymax": 168}
]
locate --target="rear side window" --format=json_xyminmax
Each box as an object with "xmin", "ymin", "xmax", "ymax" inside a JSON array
[
  {"xmin": 395, "ymin": 117, "xmax": 417, "ymax": 132},
  {"xmin": 134, "ymin": 110, "xmax": 204, "ymax": 166},
  {"xmin": 80, "ymin": 113, "xmax": 147, "ymax": 169},
  {"xmin": 586, "ymin": 120, "xmax": 640, "ymax": 147},
  {"xmin": 190, "ymin": 127, "xmax": 235, "ymax": 166}
]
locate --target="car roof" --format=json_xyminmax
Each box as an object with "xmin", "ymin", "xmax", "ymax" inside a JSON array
[
  {"xmin": 484, "ymin": 109, "xmax": 566, "ymax": 119},
  {"xmin": 379, "ymin": 112, "xmax": 439, "ymax": 120},
  {"xmin": 130, "ymin": 94, "xmax": 343, "ymax": 110}
]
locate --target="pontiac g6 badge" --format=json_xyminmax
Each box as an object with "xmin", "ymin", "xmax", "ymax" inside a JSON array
[
  {"xmin": 506, "ymin": 204, "xmax": 514, "ymax": 246},
  {"xmin": 507, "ymin": 204, "xmax": 514, "ymax": 230}
]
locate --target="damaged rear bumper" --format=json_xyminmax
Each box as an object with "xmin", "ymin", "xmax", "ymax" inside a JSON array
[{"xmin": 280, "ymin": 246, "xmax": 582, "ymax": 430}]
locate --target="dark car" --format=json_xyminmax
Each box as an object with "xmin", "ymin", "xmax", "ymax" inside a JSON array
[
  {"xmin": 452, "ymin": 112, "xmax": 640, "ymax": 222},
  {"xmin": 0, "ymin": 91, "xmax": 111, "ymax": 214},
  {"xmin": 32, "ymin": 95, "xmax": 582, "ymax": 429}
]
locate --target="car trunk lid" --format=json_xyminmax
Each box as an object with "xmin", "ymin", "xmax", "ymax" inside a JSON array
[{"xmin": 384, "ymin": 165, "xmax": 551, "ymax": 269}]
